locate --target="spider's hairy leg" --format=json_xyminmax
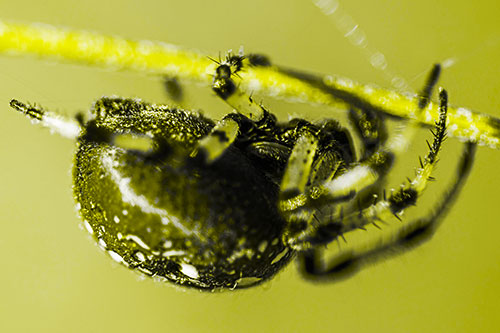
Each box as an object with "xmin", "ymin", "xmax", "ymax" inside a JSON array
[
  {"xmin": 279, "ymin": 131, "xmax": 321, "ymax": 243},
  {"xmin": 321, "ymin": 64, "xmax": 442, "ymax": 200},
  {"xmin": 211, "ymin": 55, "xmax": 266, "ymax": 123},
  {"xmin": 10, "ymin": 99, "xmax": 81, "ymax": 139},
  {"xmin": 164, "ymin": 77, "xmax": 184, "ymax": 103},
  {"xmin": 280, "ymin": 131, "xmax": 319, "ymax": 202},
  {"xmin": 309, "ymin": 88, "xmax": 450, "ymax": 246},
  {"xmin": 277, "ymin": 119, "xmax": 357, "ymax": 243},
  {"xmin": 328, "ymin": 104, "xmax": 389, "ymax": 211},
  {"xmin": 418, "ymin": 64, "xmax": 442, "ymax": 109},
  {"xmin": 341, "ymin": 88, "xmax": 449, "ymax": 229},
  {"xmin": 286, "ymin": 87, "xmax": 449, "ymax": 251},
  {"xmin": 199, "ymin": 54, "xmax": 277, "ymax": 162},
  {"xmin": 191, "ymin": 116, "xmax": 239, "ymax": 162},
  {"xmin": 300, "ymin": 141, "xmax": 476, "ymax": 279},
  {"xmin": 348, "ymin": 106, "xmax": 387, "ymax": 158},
  {"xmin": 278, "ymin": 119, "xmax": 358, "ymax": 248}
]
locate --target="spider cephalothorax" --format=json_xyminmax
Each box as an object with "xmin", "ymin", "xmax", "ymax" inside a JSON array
[{"xmin": 10, "ymin": 51, "xmax": 475, "ymax": 290}]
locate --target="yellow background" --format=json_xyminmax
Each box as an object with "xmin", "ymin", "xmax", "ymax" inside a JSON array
[{"xmin": 0, "ymin": 0, "xmax": 499, "ymax": 332}]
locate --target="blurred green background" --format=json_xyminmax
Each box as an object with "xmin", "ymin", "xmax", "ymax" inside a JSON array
[{"xmin": 0, "ymin": 0, "xmax": 499, "ymax": 332}]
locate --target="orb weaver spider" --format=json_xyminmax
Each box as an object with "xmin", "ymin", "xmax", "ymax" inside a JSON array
[{"xmin": 1, "ymin": 21, "xmax": 490, "ymax": 290}]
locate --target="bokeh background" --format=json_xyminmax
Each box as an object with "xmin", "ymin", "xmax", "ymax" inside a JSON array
[{"xmin": 0, "ymin": 0, "xmax": 499, "ymax": 332}]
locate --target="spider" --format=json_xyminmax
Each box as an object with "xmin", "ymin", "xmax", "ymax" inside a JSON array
[{"xmin": 9, "ymin": 51, "xmax": 477, "ymax": 290}]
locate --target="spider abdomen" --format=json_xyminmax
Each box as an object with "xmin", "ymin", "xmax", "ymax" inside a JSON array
[{"xmin": 73, "ymin": 137, "xmax": 293, "ymax": 289}]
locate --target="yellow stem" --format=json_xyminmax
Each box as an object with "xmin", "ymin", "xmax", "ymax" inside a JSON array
[{"xmin": 0, "ymin": 20, "xmax": 499, "ymax": 148}]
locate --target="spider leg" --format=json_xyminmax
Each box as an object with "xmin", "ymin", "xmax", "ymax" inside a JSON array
[
  {"xmin": 197, "ymin": 54, "xmax": 279, "ymax": 162},
  {"xmin": 338, "ymin": 88, "xmax": 448, "ymax": 231},
  {"xmin": 299, "ymin": 141, "xmax": 476, "ymax": 280},
  {"xmin": 10, "ymin": 97, "xmax": 222, "ymax": 160},
  {"xmin": 286, "ymin": 87, "xmax": 449, "ymax": 250},
  {"xmin": 321, "ymin": 64, "xmax": 442, "ymax": 200},
  {"xmin": 278, "ymin": 118, "xmax": 360, "ymax": 247},
  {"xmin": 279, "ymin": 65, "xmax": 441, "ymax": 226},
  {"xmin": 279, "ymin": 130, "xmax": 328, "ymax": 246},
  {"xmin": 164, "ymin": 77, "xmax": 184, "ymax": 103},
  {"xmin": 280, "ymin": 131, "xmax": 319, "ymax": 202},
  {"xmin": 308, "ymin": 88, "xmax": 451, "ymax": 243},
  {"xmin": 212, "ymin": 55, "xmax": 266, "ymax": 123},
  {"xmin": 348, "ymin": 106, "xmax": 387, "ymax": 158},
  {"xmin": 191, "ymin": 116, "xmax": 240, "ymax": 162},
  {"xmin": 10, "ymin": 99, "xmax": 81, "ymax": 139}
]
